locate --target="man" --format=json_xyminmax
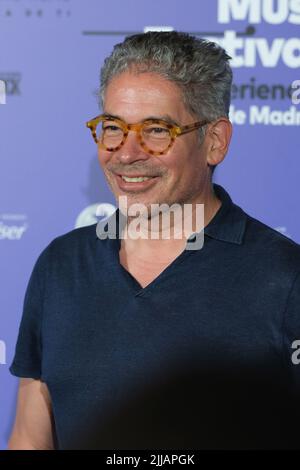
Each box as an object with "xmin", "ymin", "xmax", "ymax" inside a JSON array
[{"xmin": 8, "ymin": 31, "xmax": 300, "ymax": 450}]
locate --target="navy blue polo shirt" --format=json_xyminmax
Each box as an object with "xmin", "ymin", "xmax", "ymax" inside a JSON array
[{"xmin": 10, "ymin": 184, "xmax": 300, "ymax": 449}]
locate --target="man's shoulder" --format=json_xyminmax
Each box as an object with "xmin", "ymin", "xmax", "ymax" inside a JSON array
[
  {"xmin": 243, "ymin": 210, "xmax": 300, "ymax": 273},
  {"xmin": 245, "ymin": 212, "xmax": 299, "ymax": 249},
  {"xmin": 50, "ymin": 222, "xmax": 98, "ymax": 248},
  {"xmin": 38, "ymin": 223, "xmax": 99, "ymax": 265}
]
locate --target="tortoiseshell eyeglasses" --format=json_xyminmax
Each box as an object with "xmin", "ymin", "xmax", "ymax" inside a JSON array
[{"xmin": 86, "ymin": 114, "xmax": 210, "ymax": 156}]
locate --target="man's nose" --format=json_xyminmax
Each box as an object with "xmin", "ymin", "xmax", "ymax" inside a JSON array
[{"xmin": 114, "ymin": 130, "xmax": 150, "ymax": 165}]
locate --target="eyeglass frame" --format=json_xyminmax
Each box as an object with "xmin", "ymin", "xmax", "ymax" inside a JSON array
[{"xmin": 86, "ymin": 114, "xmax": 211, "ymax": 156}]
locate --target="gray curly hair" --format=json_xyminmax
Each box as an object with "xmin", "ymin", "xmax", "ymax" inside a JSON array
[{"xmin": 99, "ymin": 31, "xmax": 232, "ymax": 172}]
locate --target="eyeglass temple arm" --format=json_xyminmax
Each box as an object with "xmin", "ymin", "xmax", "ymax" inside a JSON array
[
  {"xmin": 178, "ymin": 120, "xmax": 210, "ymax": 135},
  {"xmin": 86, "ymin": 116, "xmax": 102, "ymax": 128},
  {"xmin": 86, "ymin": 119, "xmax": 100, "ymax": 144}
]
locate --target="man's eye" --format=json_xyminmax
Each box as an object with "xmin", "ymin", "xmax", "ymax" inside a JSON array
[
  {"xmin": 103, "ymin": 125, "xmax": 122, "ymax": 132},
  {"xmin": 146, "ymin": 127, "xmax": 169, "ymax": 134}
]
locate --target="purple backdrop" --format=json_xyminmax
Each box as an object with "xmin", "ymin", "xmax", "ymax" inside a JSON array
[{"xmin": 1, "ymin": 0, "xmax": 299, "ymax": 449}]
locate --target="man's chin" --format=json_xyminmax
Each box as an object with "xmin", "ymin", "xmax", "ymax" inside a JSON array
[{"xmin": 117, "ymin": 198, "xmax": 153, "ymax": 219}]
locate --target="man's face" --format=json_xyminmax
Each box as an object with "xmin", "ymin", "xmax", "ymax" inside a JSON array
[{"xmin": 99, "ymin": 71, "xmax": 211, "ymax": 212}]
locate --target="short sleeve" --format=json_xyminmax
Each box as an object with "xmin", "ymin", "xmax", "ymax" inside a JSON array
[{"xmin": 9, "ymin": 245, "xmax": 50, "ymax": 380}]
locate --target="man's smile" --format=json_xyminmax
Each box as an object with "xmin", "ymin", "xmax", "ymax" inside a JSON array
[{"xmin": 113, "ymin": 172, "xmax": 160, "ymax": 191}]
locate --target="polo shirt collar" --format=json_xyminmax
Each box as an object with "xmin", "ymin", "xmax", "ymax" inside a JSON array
[{"xmin": 203, "ymin": 183, "xmax": 247, "ymax": 245}]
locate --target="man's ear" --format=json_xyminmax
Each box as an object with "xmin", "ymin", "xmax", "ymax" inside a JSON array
[{"xmin": 206, "ymin": 118, "xmax": 232, "ymax": 167}]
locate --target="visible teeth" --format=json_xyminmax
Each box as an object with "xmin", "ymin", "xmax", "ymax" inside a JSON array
[{"xmin": 121, "ymin": 176, "xmax": 153, "ymax": 182}]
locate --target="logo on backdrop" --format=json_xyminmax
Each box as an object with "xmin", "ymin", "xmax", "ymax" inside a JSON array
[
  {"xmin": 215, "ymin": 0, "xmax": 300, "ymax": 126},
  {"xmin": 217, "ymin": 0, "xmax": 300, "ymax": 68},
  {"xmin": 0, "ymin": 79, "xmax": 6, "ymax": 104},
  {"xmin": 75, "ymin": 203, "xmax": 116, "ymax": 229},
  {"xmin": 0, "ymin": 73, "xmax": 21, "ymax": 97},
  {"xmin": 274, "ymin": 226, "xmax": 291, "ymax": 239},
  {"xmin": 0, "ymin": 0, "xmax": 71, "ymax": 18},
  {"xmin": 83, "ymin": 0, "xmax": 300, "ymax": 69},
  {"xmin": 0, "ymin": 340, "xmax": 6, "ymax": 365},
  {"xmin": 0, "ymin": 214, "xmax": 28, "ymax": 240}
]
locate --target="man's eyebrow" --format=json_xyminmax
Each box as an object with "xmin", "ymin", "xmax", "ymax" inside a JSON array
[
  {"xmin": 103, "ymin": 113, "xmax": 180, "ymax": 126},
  {"xmin": 146, "ymin": 115, "xmax": 180, "ymax": 126}
]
